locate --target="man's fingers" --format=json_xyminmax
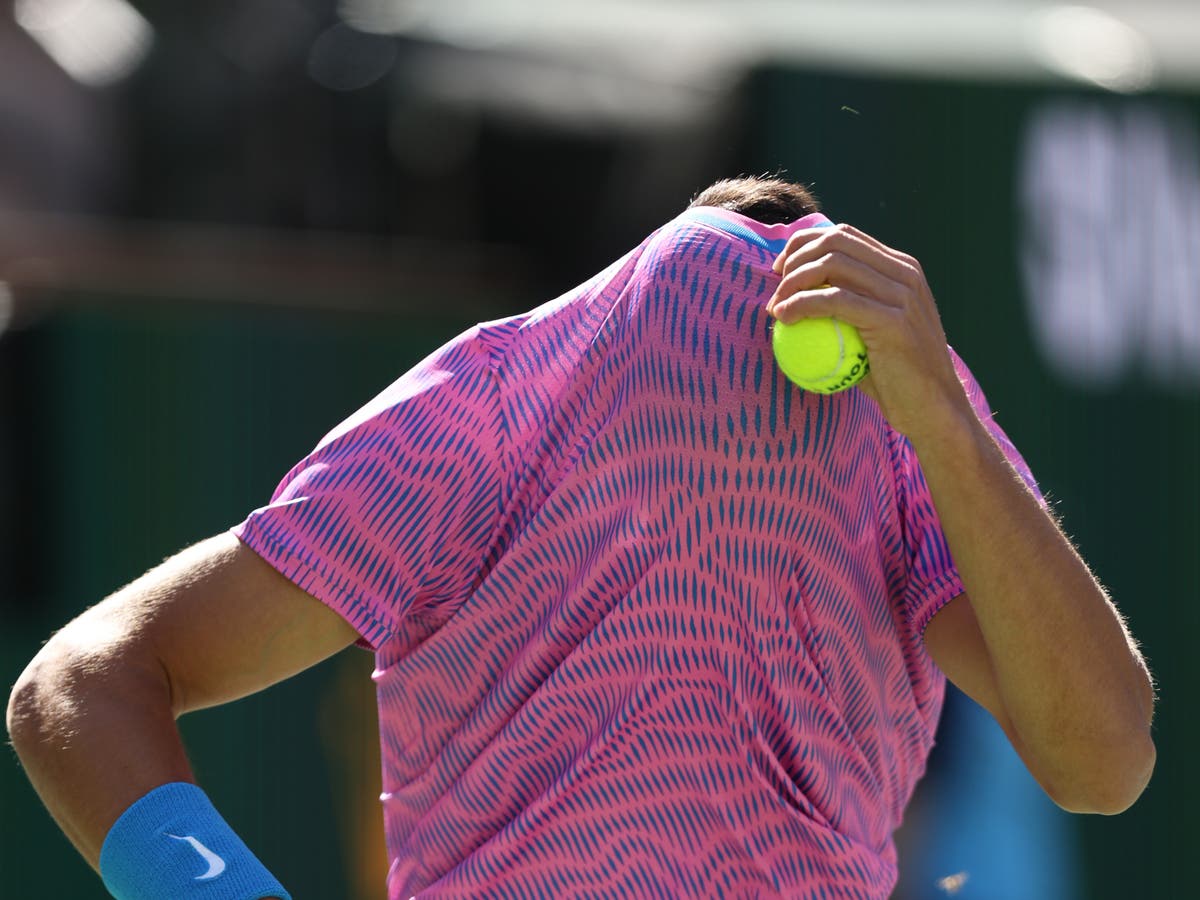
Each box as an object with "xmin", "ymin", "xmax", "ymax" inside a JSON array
[
  {"xmin": 812, "ymin": 222, "xmax": 915, "ymax": 269},
  {"xmin": 767, "ymin": 249, "xmax": 908, "ymax": 315},
  {"xmin": 770, "ymin": 284, "xmax": 898, "ymax": 331},
  {"xmin": 838, "ymin": 223, "xmax": 929, "ymax": 287},
  {"xmin": 774, "ymin": 224, "xmax": 925, "ymax": 295},
  {"xmin": 834, "ymin": 223, "xmax": 903, "ymax": 259},
  {"xmin": 773, "ymin": 227, "xmax": 830, "ymax": 274}
]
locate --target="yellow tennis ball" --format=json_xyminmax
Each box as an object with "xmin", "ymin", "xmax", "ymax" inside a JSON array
[{"xmin": 772, "ymin": 316, "xmax": 870, "ymax": 394}]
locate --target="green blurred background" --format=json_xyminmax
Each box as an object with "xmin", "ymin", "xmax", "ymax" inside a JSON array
[{"xmin": 2, "ymin": 2, "xmax": 1197, "ymax": 897}]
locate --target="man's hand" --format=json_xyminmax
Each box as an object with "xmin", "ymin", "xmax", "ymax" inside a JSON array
[{"xmin": 766, "ymin": 222, "xmax": 969, "ymax": 441}]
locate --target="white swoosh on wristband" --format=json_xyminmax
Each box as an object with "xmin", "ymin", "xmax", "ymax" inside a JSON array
[{"xmin": 166, "ymin": 833, "xmax": 227, "ymax": 880}]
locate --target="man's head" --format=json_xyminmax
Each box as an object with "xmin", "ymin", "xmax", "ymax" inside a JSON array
[{"xmin": 688, "ymin": 176, "xmax": 820, "ymax": 225}]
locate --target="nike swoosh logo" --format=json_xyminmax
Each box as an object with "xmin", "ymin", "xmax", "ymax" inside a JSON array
[{"xmin": 166, "ymin": 833, "xmax": 227, "ymax": 880}]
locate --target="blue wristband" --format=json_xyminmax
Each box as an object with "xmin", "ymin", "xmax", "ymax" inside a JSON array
[{"xmin": 99, "ymin": 782, "xmax": 292, "ymax": 900}]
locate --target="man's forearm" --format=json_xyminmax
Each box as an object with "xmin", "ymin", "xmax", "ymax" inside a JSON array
[
  {"xmin": 6, "ymin": 636, "xmax": 194, "ymax": 870},
  {"xmin": 912, "ymin": 403, "xmax": 1155, "ymax": 813}
]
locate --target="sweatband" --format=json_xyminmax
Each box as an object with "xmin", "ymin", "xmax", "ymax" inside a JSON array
[{"xmin": 99, "ymin": 782, "xmax": 292, "ymax": 900}]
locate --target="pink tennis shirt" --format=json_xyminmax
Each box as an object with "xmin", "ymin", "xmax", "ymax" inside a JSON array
[{"xmin": 233, "ymin": 207, "xmax": 1040, "ymax": 899}]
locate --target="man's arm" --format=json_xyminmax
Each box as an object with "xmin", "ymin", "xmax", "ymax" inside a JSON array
[
  {"xmin": 5, "ymin": 531, "xmax": 359, "ymax": 871},
  {"xmin": 912, "ymin": 433, "xmax": 1154, "ymax": 814},
  {"xmin": 767, "ymin": 223, "xmax": 1155, "ymax": 814}
]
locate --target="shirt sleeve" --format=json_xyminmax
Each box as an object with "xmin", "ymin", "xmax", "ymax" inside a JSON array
[
  {"xmin": 893, "ymin": 348, "xmax": 1045, "ymax": 638},
  {"xmin": 232, "ymin": 325, "xmax": 506, "ymax": 651}
]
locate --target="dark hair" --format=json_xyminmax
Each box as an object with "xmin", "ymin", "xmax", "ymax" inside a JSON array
[{"xmin": 688, "ymin": 176, "xmax": 820, "ymax": 225}]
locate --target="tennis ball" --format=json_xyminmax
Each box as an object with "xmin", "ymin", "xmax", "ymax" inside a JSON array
[{"xmin": 772, "ymin": 316, "xmax": 870, "ymax": 394}]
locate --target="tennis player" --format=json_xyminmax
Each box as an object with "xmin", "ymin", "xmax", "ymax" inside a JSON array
[{"xmin": 8, "ymin": 177, "xmax": 1155, "ymax": 899}]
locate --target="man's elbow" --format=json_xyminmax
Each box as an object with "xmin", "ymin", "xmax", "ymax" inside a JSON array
[
  {"xmin": 7, "ymin": 634, "xmax": 132, "ymax": 760},
  {"xmin": 1048, "ymin": 729, "xmax": 1157, "ymax": 816},
  {"xmin": 7, "ymin": 654, "xmax": 55, "ymax": 761}
]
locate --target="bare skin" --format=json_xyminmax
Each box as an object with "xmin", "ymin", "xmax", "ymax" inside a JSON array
[{"xmin": 767, "ymin": 223, "xmax": 1156, "ymax": 813}]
